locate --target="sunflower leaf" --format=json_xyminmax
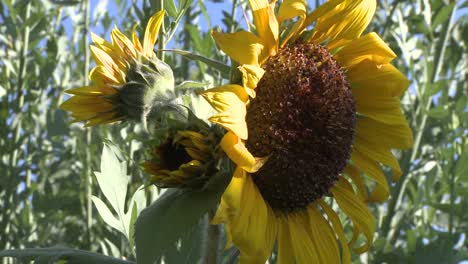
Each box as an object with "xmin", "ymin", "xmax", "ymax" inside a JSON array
[
  {"xmin": 0, "ymin": 248, "xmax": 134, "ymax": 264},
  {"xmin": 161, "ymin": 49, "xmax": 230, "ymax": 78},
  {"xmin": 134, "ymin": 171, "xmax": 230, "ymax": 264}
]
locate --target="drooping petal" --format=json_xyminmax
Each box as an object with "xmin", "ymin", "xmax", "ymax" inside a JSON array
[
  {"xmin": 60, "ymin": 96, "xmax": 113, "ymax": 113},
  {"xmin": 220, "ymin": 132, "xmax": 267, "ymax": 173},
  {"xmin": 65, "ymin": 85, "xmax": 116, "ymax": 96},
  {"xmin": 343, "ymin": 164, "xmax": 368, "ymax": 201},
  {"xmin": 212, "ymin": 31, "xmax": 264, "ymax": 66},
  {"xmin": 318, "ymin": 200, "xmax": 351, "ymax": 264},
  {"xmin": 309, "ymin": 0, "xmax": 377, "ymax": 49},
  {"xmin": 215, "ymin": 169, "xmax": 278, "ymax": 263},
  {"xmin": 248, "ymin": 0, "xmax": 279, "ymax": 58},
  {"xmin": 356, "ymin": 117, "xmax": 413, "ymax": 150},
  {"xmin": 331, "ymin": 177, "xmax": 375, "ymax": 253},
  {"xmin": 307, "ymin": 205, "xmax": 341, "ymax": 263},
  {"xmin": 277, "ymin": 0, "xmax": 306, "ymax": 22},
  {"xmin": 354, "ymin": 93, "xmax": 410, "ymax": 127},
  {"xmin": 201, "ymin": 85, "xmax": 249, "ymax": 139},
  {"xmin": 277, "ymin": 217, "xmax": 295, "ymax": 264},
  {"xmin": 213, "ymin": 167, "xmax": 245, "ymax": 224},
  {"xmin": 348, "ymin": 60, "xmax": 410, "ymax": 97},
  {"xmin": 287, "ymin": 212, "xmax": 320, "ymax": 263},
  {"xmin": 300, "ymin": 0, "xmax": 345, "ymax": 32},
  {"xmin": 88, "ymin": 65, "xmax": 124, "ymax": 85},
  {"xmin": 335, "ymin": 32, "xmax": 396, "ymax": 68},
  {"xmin": 143, "ymin": 10, "xmax": 165, "ymax": 57},
  {"xmin": 350, "ymin": 150, "xmax": 390, "ymax": 202},
  {"xmin": 238, "ymin": 64, "xmax": 265, "ymax": 98},
  {"xmin": 354, "ymin": 136, "xmax": 403, "ymax": 181}
]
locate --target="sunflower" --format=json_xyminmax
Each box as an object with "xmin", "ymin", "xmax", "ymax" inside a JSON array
[
  {"xmin": 144, "ymin": 130, "xmax": 218, "ymax": 189},
  {"xmin": 60, "ymin": 11, "xmax": 174, "ymax": 127},
  {"xmin": 201, "ymin": 0, "xmax": 413, "ymax": 262}
]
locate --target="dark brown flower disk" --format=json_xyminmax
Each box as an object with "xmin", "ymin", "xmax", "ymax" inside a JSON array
[{"xmin": 246, "ymin": 43, "xmax": 356, "ymax": 212}]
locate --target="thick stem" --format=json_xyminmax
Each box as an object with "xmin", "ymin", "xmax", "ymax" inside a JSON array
[
  {"xmin": 203, "ymin": 210, "xmax": 220, "ymax": 264},
  {"xmin": 81, "ymin": 0, "xmax": 93, "ymax": 248}
]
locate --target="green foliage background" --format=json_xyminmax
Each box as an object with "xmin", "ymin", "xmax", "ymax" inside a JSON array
[{"xmin": 0, "ymin": 0, "xmax": 467, "ymax": 263}]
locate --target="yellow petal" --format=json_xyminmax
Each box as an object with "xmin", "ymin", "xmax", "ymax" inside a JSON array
[
  {"xmin": 354, "ymin": 136, "xmax": 403, "ymax": 181},
  {"xmin": 220, "ymin": 132, "xmax": 267, "ymax": 173},
  {"xmin": 277, "ymin": 0, "xmax": 306, "ymax": 23},
  {"xmin": 60, "ymin": 96, "xmax": 113, "ymax": 113},
  {"xmin": 91, "ymin": 32, "xmax": 128, "ymax": 69},
  {"xmin": 310, "ymin": 0, "xmax": 376, "ymax": 49},
  {"xmin": 300, "ymin": 0, "xmax": 345, "ymax": 32},
  {"xmin": 131, "ymin": 24, "xmax": 143, "ymax": 53},
  {"xmin": 356, "ymin": 117, "xmax": 413, "ymax": 150},
  {"xmin": 220, "ymin": 170, "xmax": 277, "ymax": 263},
  {"xmin": 354, "ymin": 95, "xmax": 409, "ymax": 126},
  {"xmin": 319, "ymin": 200, "xmax": 351, "ymax": 264},
  {"xmin": 212, "ymin": 31, "xmax": 264, "ymax": 66},
  {"xmin": 349, "ymin": 60, "xmax": 410, "ymax": 97},
  {"xmin": 65, "ymin": 85, "xmax": 116, "ymax": 96},
  {"xmin": 343, "ymin": 164, "xmax": 368, "ymax": 201},
  {"xmin": 248, "ymin": 0, "xmax": 279, "ymax": 58},
  {"xmin": 335, "ymin": 32, "xmax": 396, "ymax": 68},
  {"xmin": 350, "ymin": 150, "xmax": 389, "ymax": 202},
  {"xmin": 331, "ymin": 177, "xmax": 375, "ymax": 253},
  {"xmin": 307, "ymin": 205, "xmax": 340, "ymax": 264},
  {"xmin": 89, "ymin": 65, "xmax": 124, "ymax": 85},
  {"xmin": 91, "ymin": 32, "xmax": 114, "ymax": 54},
  {"xmin": 287, "ymin": 212, "xmax": 320, "ymax": 263},
  {"xmin": 238, "ymin": 64, "xmax": 265, "ymax": 98},
  {"xmin": 201, "ymin": 85, "xmax": 249, "ymax": 139},
  {"xmin": 143, "ymin": 10, "xmax": 165, "ymax": 57},
  {"xmin": 277, "ymin": 217, "xmax": 294, "ymax": 264},
  {"xmin": 90, "ymin": 45, "xmax": 121, "ymax": 75},
  {"xmin": 111, "ymin": 27, "xmax": 137, "ymax": 59}
]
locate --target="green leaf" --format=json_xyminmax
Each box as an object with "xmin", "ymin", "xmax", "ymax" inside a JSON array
[
  {"xmin": 427, "ymin": 105, "xmax": 450, "ymax": 119},
  {"xmin": 432, "ymin": 3, "xmax": 456, "ymax": 31},
  {"xmin": 163, "ymin": 0, "xmax": 178, "ymax": 18},
  {"xmin": 135, "ymin": 171, "xmax": 230, "ymax": 264},
  {"xmin": 426, "ymin": 80, "xmax": 446, "ymax": 97},
  {"xmin": 162, "ymin": 49, "xmax": 230, "ymax": 78},
  {"xmin": 92, "ymin": 143, "xmax": 147, "ymax": 248},
  {"xmin": 456, "ymin": 151, "xmax": 468, "ymax": 182},
  {"xmin": 0, "ymin": 248, "xmax": 134, "ymax": 264}
]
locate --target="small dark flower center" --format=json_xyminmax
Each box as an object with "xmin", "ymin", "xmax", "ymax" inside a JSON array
[
  {"xmin": 246, "ymin": 43, "xmax": 356, "ymax": 212},
  {"xmin": 158, "ymin": 138, "xmax": 192, "ymax": 171}
]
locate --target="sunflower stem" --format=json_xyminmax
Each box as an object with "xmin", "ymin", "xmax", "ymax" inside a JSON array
[
  {"xmin": 81, "ymin": 0, "xmax": 93, "ymax": 248},
  {"xmin": 203, "ymin": 209, "xmax": 220, "ymax": 264},
  {"xmin": 156, "ymin": 0, "xmax": 165, "ymax": 61},
  {"xmin": 380, "ymin": 2, "xmax": 457, "ymax": 241}
]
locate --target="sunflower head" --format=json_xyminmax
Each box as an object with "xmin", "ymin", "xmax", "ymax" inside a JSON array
[
  {"xmin": 143, "ymin": 129, "xmax": 219, "ymax": 189},
  {"xmin": 60, "ymin": 11, "xmax": 175, "ymax": 127},
  {"xmin": 202, "ymin": 0, "xmax": 413, "ymax": 262}
]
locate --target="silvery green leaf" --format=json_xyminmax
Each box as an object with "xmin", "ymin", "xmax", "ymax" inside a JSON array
[{"xmin": 135, "ymin": 171, "xmax": 230, "ymax": 264}]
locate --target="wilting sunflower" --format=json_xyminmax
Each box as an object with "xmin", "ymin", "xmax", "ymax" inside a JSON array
[
  {"xmin": 60, "ymin": 11, "xmax": 174, "ymax": 127},
  {"xmin": 144, "ymin": 130, "xmax": 218, "ymax": 189},
  {"xmin": 201, "ymin": 0, "xmax": 413, "ymax": 262}
]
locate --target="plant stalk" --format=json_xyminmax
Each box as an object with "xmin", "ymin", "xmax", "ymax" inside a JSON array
[{"xmin": 380, "ymin": 2, "xmax": 458, "ymax": 240}]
